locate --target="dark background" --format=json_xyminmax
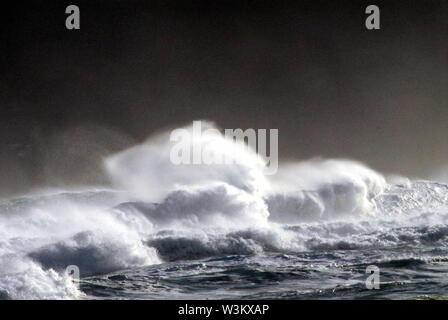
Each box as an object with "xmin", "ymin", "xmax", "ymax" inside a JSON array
[{"xmin": 0, "ymin": 0, "xmax": 447, "ymax": 196}]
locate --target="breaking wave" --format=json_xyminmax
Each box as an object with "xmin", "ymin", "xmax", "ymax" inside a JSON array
[{"xmin": 1, "ymin": 121, "xmax": 448, "ymax": 299}]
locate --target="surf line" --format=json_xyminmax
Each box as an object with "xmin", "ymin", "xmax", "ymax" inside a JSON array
[{"xmin": 178, "ymin": 304, "xmax": 213, "ymax": 318}]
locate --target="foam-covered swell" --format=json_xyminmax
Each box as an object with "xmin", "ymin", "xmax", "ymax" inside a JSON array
[
  {"xmin": 105, "ymin": 122, "xmax": 448, "ymax": 260},
  {"xmin": 0, "ymin": 191, "xmax": 159, "ymax": 299},
  {"xmin": 2, "ymin": 121, "xmax": 448, "ymax": 299}
]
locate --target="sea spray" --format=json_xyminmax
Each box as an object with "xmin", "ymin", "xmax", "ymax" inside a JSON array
[{"xmin": 2, "ymin": 121, "xmax": 448, "ymax": 299}]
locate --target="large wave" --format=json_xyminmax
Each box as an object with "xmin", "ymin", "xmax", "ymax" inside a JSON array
[{"xmin": 1, "ymin": 121, "xmax": 448, "ymax": 299}]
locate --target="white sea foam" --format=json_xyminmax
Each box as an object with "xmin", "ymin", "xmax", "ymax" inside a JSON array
[{"xmin": 2, "ymin": 121, "xmax": 448, "ymax": 299}]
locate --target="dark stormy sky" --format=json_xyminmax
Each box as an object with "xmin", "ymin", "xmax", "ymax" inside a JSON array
[{"xmin": 0, "ymin": 0, "xmax": 447, "ymax": 196}]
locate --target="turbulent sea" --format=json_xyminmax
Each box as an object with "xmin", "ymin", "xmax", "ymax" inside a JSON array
[{"xmin": 1, "ymin": 123, "xmax": 448, "ymax": 300}]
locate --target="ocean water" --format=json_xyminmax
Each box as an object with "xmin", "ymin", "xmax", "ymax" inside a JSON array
[{"xmin": 1, "ymin": 123, "xmax": 448, "ymax": 300}]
